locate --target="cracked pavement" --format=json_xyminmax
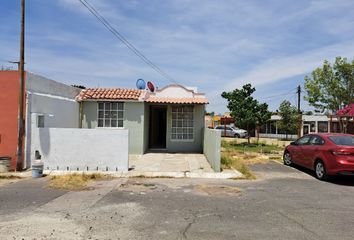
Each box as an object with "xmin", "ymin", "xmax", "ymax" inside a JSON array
[{"xmin": 1, "ymin": 161, "xmax": 354, "ymax": 239}]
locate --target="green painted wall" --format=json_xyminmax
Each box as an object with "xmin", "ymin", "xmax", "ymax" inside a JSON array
[
  {"xmin": 81, "ymin": 101, "xmax": 205, "ymax": 154},
  {"xmin": 165, "ymin": 104, "xmax": 205, "ymax": 153},
  {"xmin": 81, "ymin": 102, "xmax": 98, "ymax": 128},
  {"xmin": 143, "ymin": 103, "xmax": 150, "ymax": 153},
  {"xmin": 124, "ymin": 102, "xmax": 145, "ymax": 154},
  {"xmin": 203, "ymin": 128, "xmax": 221, "ymax": 172},
  {"xmin": 81, "ymin": 101, "xmax": 145, "ymax": 155}
]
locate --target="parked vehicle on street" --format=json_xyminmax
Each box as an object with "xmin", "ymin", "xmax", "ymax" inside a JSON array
[
  {"xmin": 283, "ymin": 133, "xmax": 354, "ymax": 180},
  {"xmin": 215, "ymin": 125, "xmax": 248, "ymax": 138}
]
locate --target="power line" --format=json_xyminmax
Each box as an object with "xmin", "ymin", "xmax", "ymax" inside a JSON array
[
  {"xmin": 78, "ymin": 0, "xmax": 179, "ymax": 84},
  {"xmin": 259, "ymin": 87, "xmax": 298, "ymax": 100}
]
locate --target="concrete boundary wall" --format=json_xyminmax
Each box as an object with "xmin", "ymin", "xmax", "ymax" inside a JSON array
[
  {"xmin": 32, "ymin": 128, "xmax": 129, "ymax": 172},
  {"xmin": 203, "ymin": 128, "xmax": 221, "ymax": 172},
  {"xmin": 259, "ymin": 133, "xmax": 297, "ymax": 140}
]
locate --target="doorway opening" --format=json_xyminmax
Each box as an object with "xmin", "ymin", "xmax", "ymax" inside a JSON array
[
  {"xmin": 303, "ymin": 124, "xmax": 310, "ymax": 135},
  {"xmin": 149, "ymin": 106, "xmax": 167, "ymax": 149}
]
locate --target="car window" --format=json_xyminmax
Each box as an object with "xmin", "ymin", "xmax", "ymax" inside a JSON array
[
  {"xmin": 328, "ymin": 136, "xmax": 354, "ymax": 146},
  {"xmin": 216, "ymin": 126, "xmax": 223, "ymax": 130},
  {"xmin": 296, "ymin": 136, "xmax": 311, "ymax": 146},
  {"xmin": 309, "ymin": 136, "xmax": 325, "ymax": 145}
]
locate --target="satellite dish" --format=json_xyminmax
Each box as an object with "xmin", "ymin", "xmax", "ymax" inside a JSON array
[
  {"xmin": 136, "ymin": 79, "xmax": 146, "ymax": 90},
  {"xmin": 147, "ymin": 81, "xmax": 155, "ymax": 92}
]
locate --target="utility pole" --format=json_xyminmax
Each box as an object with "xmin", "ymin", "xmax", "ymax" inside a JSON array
[
  {"xmin": 297, "ymin": 85, "xmax": 302, "ymax": 138},
  {"xmin": 16, "ymin": 0, "xmax": 25, "ymax": 171}
]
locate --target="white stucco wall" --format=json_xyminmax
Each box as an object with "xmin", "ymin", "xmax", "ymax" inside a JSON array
[
  {"xmin": 32, "ymin": 128, "xmax": 129, "ymax": 172},
  {"xmin": 147, "ymin": 84, "xmax": 207, "ymax": 100}
]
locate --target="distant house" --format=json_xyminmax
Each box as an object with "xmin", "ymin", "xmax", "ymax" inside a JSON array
[
  {"xmin": 206, "ymin": 113, "xmax": 235, "ymax": 128},
  {"xmin": 258, "ymin": 114, "xmax": 346, "ymax": 140},
  {"xmin": 76, "ymin": 84, "xmax": 208, "ymax": 154}
]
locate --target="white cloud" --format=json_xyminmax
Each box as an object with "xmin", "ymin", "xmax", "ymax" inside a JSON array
[{"xmin": 227, "ymin": 41, "xmax": 354, "ymax": 90}]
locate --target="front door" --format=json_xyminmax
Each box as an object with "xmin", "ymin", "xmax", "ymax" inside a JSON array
[{"xmin": 149, "ymin": 106, "xmax": 167, "ymax": 149}]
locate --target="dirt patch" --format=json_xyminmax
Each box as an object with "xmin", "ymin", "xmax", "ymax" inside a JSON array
[
  {"xmin": 195, "ymin": 185, "xmax": 242, "ymax": 197},
  {"xmin": 130, "ymin": 175, "xmax": 173, "ymax": 179},
  {"xmin": 119, "ymin": 181, "xmax": 158, "ymax": 193},
  {"xmin": 49, "ymin": 173, "xmax": 114, "ymax": 191},
  {"xmin": 0, "ymin": 175, "xmax": 23, "ymax": 187}
]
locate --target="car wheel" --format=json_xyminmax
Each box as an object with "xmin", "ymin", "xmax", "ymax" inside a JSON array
[
  {"xmin": 234, "ymin": 133, "xmax": 240, "ymax": 138},
  {"xmin": 315, "ymin": 160, "xmax": 329, "ymax": 181},
  {"xmin": 283, "ymin": 151, "xmax": 292, "ymax": 166}
]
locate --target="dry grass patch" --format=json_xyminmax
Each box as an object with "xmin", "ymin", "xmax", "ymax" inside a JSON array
[
  {"xmin": 0, "ymin": 175, "xmax": 22, "ymax": 180},
  {"xmin": 221, "ymin": 151, "xmax": 256, "ymax": 180},
  {"xmin": 49, "ymin": 173, "xmax": 113, "ymax": 191},
  {"xmin": 221, "ymin": 139, "xmax": 284, "ymax": 180}
]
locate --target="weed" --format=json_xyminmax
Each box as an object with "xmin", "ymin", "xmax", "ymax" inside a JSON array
[
  {"xmin": 49, "ymin": 173, "xmax": 113, "ymax": 191},
  {"xmin": 0, "ymin": 175, "xmax": 22, "ymax": 179}
]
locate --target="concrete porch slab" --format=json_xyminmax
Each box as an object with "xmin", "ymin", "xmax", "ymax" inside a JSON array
[
  {"xmin": 129, "ymin": 153, "xmax": 214, "ymax": 173},
  {"xmin": 127, "ymin": 153, "xmax": 243, "ymax": 179}
]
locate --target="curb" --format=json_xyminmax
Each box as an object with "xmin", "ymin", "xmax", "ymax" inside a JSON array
[{"xmin": 43, "ymin": 169, "xmax": 243, "ymax": 179}]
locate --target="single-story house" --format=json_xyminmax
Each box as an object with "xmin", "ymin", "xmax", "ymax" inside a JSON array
[
  {"xmin": 1, "ymin": 70, "xmax": 218, "ymax": 172},
  {"xmin": 76, "ymin": 84, "xmax": 208, "ymax": 154}
]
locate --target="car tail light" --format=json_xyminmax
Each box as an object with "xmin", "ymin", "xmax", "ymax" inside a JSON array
[{"xmin": 331, "ymin": 150, "xmax": 352, "ymax": 156}]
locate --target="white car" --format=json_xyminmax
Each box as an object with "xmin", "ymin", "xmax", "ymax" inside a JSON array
[{"xmin": 215, "ymin": 125, "xmax": 248, "ymax": 138}]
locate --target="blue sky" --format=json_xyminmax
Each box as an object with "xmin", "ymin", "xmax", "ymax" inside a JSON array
[{"xmin": 1, "ymin": 0, "xmax": 354, "ymax": 113}]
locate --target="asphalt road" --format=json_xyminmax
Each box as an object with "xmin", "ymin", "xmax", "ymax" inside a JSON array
[{"xmin": 1, "ymin": 162, "xmax": 354, "ymax": 240}]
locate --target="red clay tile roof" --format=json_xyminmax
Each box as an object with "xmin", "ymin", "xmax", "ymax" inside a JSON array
[
  {"xmin": 145, "ymin": 96, "xmax": 208, "ymax": 104},
  {"xmin": 76, "ymin": 88, "xmax": 144, "ymax": 101}
]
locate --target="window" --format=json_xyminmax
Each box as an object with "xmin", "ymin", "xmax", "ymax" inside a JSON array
[
  {"xmin": 318, "ymin": 121, "xmax": 328, "ymax": 133},
  {"xmin": 97, "ymin": 102, "xmax": 124, "ymax": 128},
  {"xmin": 296, "ymin": 135, "xmax": 311, "ymax": 145},
  {"xmin": 309, "ymin": 136, "xmax": 325, "ymax": 145},
  {"xmin": 329, "ymin": 136, "xmax": 354, "ymax": 146},
  {"xmin": 304, "ymin": 121, "xmax": 316, "ymax": 132},
  {"xmin": 171, "ymin": 106, "xmax": 194, "ymax": 140}
]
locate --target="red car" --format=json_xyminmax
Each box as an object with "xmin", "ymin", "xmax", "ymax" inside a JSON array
[{"xmin": 283, "ymin": 133, "xmax": 354, "ymax": 180}]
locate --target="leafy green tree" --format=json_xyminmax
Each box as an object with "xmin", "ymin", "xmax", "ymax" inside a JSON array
[
  {"xmin": 278, "ymin": 100, "xmax": 298, "ymax": 139},
  {"xmin": 221, "ymin": 84, "xmax": 271, "ymax": 143},
  {"xmin": 304, "ymin": 57, "xmax": 354, "ymax": 113}
]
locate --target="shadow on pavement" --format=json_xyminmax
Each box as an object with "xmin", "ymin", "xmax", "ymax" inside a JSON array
[{"xmin": 290, "ymin": 164, "xmax": 354, "ymax": 186}]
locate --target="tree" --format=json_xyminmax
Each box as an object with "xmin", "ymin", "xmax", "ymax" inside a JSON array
[
  {"xmin": 303, "ymin": 110, "xmax": 313, "ymax": 115},
  {"xmin": 221, "ymin": 84, "xmax": 271, "ymax": 143},
  {"xmin": 277, "ymin": 100, "xmax": 298, "ymax": 140},
  {"xmin": 304, "ymin": 57, "xmax": 354, "ymax": 113},
  {"xmin": 205, "ymin": 111, "xmax": 215, "ymax": 116}
]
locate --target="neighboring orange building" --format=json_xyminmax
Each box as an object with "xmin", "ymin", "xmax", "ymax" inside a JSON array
[{"xmin": 0, "ymin": 71, "xmax": 24, "ymax": 170}]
